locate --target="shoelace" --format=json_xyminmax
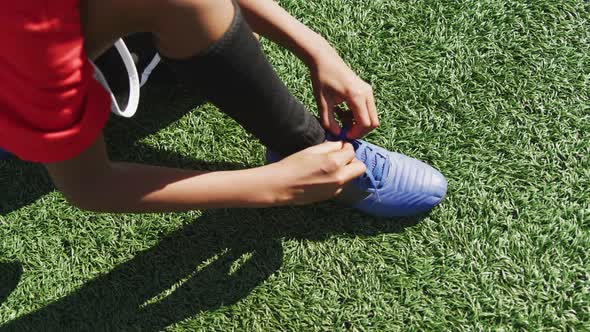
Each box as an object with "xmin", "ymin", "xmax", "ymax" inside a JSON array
[{"xmin": 331, "ymin": 129, "xmax": 390, "ymax": 195}]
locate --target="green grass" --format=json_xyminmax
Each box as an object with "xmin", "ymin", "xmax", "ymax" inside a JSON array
[{"xmin": 1, "ymin": 0, "xmax": 589, "ymax": 330}]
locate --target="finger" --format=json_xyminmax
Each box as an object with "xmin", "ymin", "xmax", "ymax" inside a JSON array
[
  {"xmin": 335, "ymin": 158, "xmax": 367, "ymax": 184},
  {"xmin": 327, "ymin": 142, "xmax": 356, "ymax": 166},
  {"xmin": 347, "ymin": 97, "xmax": 372, "ymax": 139},
  {"xmin": 304, "ymin": 140, "xmax": 345, "ymax": 154},
  {"xmin": 367, "ymin": 91, "xmax": 379, "ymax": 129},
  {"xmin": 318, "ymin": 94, "xmax": 341, "ymax": 135}
]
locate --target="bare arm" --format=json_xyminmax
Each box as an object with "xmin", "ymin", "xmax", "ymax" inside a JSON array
[
  {"xmin": 44, "ymin": 135, "xmax": 364, "ymax": 213},
  {"xmin": 237, "ymin": 0, "xmax": 331, "ymax": 66}
]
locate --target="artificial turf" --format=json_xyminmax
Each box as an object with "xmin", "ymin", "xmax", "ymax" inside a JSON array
[{"xmin": 1, "ymin": 0, "xmax": 589, "ymax": 330}]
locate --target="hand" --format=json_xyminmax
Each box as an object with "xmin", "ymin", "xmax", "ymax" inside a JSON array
[
  {"xmin": 310, "ymin": 46, "xmax": 379, "ymax": 139},
  {"xmin": 267, "ymin": 141, "xmax": 366, "ymax": 205}
]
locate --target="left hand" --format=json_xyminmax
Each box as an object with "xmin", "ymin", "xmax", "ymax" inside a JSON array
[{"xmin": 309, "ymin": 46, "xmax": 379, "ymax": 139}]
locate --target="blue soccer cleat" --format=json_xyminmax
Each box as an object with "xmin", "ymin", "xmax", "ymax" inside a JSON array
[
  {"xmin": 338, "ymin": 138, "xmax": 447, "ymax": 217},
  {"xmin": 267, "ymin": 133, "xmax": 447, "ymax": 218}
]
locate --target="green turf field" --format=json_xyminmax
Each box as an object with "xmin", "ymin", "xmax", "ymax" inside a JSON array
[{"xmin": 1, "ymin": 0, "xmax": 589, "ymax": 330}]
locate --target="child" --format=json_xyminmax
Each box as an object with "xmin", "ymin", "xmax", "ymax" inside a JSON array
[{"xmin": 0, "ymin": 0, "xmax": 446, "ymax": 217}]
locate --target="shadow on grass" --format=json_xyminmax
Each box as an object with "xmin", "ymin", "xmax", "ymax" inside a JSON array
[
  {"xmin": 0, "ymin": 262, "xmax": 22, "ymax": 307},
  {"xmin": 1, "ymin": 204, "xmax": 422, "ymax": 331}
]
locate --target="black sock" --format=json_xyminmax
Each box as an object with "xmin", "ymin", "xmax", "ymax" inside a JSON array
[{"xmin": 162, "ymin": 4, "xmax": 325, "ymax": 156}]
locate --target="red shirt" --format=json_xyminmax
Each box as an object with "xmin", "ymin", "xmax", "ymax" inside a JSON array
[{"xmin": 0, "ymin": 0, "xmax": 111, "ymax": 163}]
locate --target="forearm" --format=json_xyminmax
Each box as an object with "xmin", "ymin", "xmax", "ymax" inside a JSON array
[
  {"xmin": 58, "ymin": 161, "xmax": 280, "ymax": 213},
  {"xmin": 45, "ymin": 135, "xmax": 362, "ymax": 213},
  {"xmin": 237, "ymin": 0, "xmax": 331, "ymax": 66}
]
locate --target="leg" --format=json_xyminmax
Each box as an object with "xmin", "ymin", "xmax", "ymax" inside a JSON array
[{"xmin": 161, "ymin": 3, "xmax": 326, "ymax": 156}]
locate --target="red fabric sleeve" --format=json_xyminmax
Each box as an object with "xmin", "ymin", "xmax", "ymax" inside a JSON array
[{"xmin": 0, "ymin": 1, "xmax": 111, "ymax": 163}]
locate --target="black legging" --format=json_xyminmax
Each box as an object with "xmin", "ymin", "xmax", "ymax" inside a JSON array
[{"xmin": 162, "ymin": 3, "xmax": 326, "ymax": 157}]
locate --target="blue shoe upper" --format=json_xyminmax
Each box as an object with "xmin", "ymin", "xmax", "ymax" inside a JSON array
[{"xmin": 346, "ymin": 138, "xmax": 447, "ymax": 217}]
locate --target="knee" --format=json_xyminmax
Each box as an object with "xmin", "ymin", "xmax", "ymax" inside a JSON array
[{"xmin": 150, "ymin": 0, "xmax": 235, "ymax": 58}]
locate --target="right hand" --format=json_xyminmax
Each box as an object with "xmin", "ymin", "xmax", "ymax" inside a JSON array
[{"xmin": 267, "ymin": 141, "xmax": 366, "ymax": 206}]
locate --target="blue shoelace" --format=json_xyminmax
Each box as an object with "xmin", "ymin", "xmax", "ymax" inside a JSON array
[{"xmin": 331, "ymin": 129, "xmax": 391, "ymax": 195}]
